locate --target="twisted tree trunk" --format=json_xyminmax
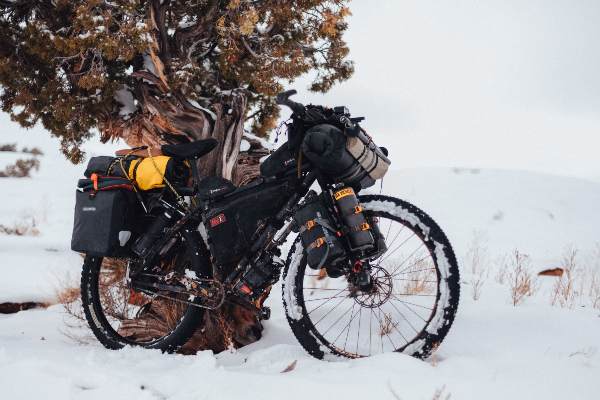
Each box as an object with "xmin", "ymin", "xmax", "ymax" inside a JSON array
[
  {"xmin": 102, "ymin": 93, "xmax": 269, "ymax": 352},
  {"xmin": 93, "ymin": 1, "xmax": 275, "ymax": 354}
]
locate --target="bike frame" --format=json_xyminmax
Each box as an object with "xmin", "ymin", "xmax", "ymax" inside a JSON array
[{"xmin": 130, "ymin": 164, "xmax": 320, "ymax": 297}]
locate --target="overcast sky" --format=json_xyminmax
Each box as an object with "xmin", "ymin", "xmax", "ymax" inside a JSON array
[{"xmin": 292, "ymin": 0, "xmax": 600, "ymax": 180}]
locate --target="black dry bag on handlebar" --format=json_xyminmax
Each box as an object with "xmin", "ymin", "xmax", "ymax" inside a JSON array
[{"xmin": 302, "ymin": 124, "xmax": 390, "ymax": 189}]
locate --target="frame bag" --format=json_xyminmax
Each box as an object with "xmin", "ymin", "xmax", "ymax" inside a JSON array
[{"xmin": 204, "ymin": 178, "xmax": 293, "ymax": 269}]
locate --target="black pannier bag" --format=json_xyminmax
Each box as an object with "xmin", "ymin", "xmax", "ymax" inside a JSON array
[
  {"xmin": 71, "ymin": 177, "xmax": 140, "ymax": 256},
  {"xmin": 293, "ymin": 194, "xmax": 347, "ymax": 270},
  {"xmin": 204, "ymin": 178, "xmax": 293, "ymax": 269},
  {"xmin": 301, "ymin": 124, "xmax": 391, "ymax": 189}
]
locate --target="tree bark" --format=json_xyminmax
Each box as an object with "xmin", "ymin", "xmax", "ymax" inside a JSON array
[
  {"xmin": 100, "ymin": 83, "xmax": 268, "ymax": 354},
  {"xmin": 95, "ymin": 0, "xmax": 273, "ymax": 354}
]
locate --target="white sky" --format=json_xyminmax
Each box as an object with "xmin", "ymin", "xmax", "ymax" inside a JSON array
[{"xmin": 292, "ymin": 0, "xmax": 600, "ymax": 180}]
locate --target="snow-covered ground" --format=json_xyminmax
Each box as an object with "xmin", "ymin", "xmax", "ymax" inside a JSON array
[{"xmin": 1, "ymin": 130, "xmax": 599, "ymax": 399}]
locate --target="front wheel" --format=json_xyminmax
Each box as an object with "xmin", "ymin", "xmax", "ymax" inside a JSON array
[{"xmin": 282, "ymin": 195, "xmax": 460, "ymax": 359}]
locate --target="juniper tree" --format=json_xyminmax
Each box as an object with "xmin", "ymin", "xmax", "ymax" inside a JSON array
[
  {"xmin": 0, "ymin": 0, "xmax": 353, "ymax": 351},
  {"xmin": 0, "ymin": 0, "xmax": 353, "ymax": 182}
]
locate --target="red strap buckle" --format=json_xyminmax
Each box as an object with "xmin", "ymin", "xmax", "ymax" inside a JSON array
[{"xmin": 91, "ymin": 173, "xmax": 99, "ymax": 191}]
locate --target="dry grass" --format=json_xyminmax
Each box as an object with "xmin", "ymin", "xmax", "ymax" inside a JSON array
[
  {"xmin": 506, "ymin": 250, "xmax": 538, "ymax": 306},
  {"xmin": 58, "ymin": 258, "xmax": 129, "ymax": 343},
  {"xmin": 0, "ymin": 216, "xmax": 40, "ymax": 236},
  {"xmin": 589, "ymin": 269, "xmax": 600, "ymax": 310},
  {"xmin": 379, "ymin": 312, "xmax": 398, "ymax": 336},
  {"xmin": 464, "ymin": 233, "xmax": 489, "ymax": 301},
  {"xmin": 493, "ymin": 254, "xmax": 509, "ymax": 285},
  {"xmin": 401, "ymin": 254, "xmax": 437, "ymax": 296},
  {"xmin": 585, "ymin": 244, "xmax": 600, "ymax": 310},
  {"xmin": 538, "ymin": 245, "xmax": 600, "ymax": 310},
  {"xmin": 550, "ymin": 247, "xmax": 580, "ymax": 308},
  {"xmin": 0, "ymin": 158, "xmax": 40, "ymax": 178}
]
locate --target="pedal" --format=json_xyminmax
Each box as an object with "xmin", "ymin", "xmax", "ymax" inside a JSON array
[{"xmin": 259, "ymin": 306, "xmax": 271, "ymax": 321}]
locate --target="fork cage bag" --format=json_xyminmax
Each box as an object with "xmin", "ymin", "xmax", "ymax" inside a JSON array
[
  {"xmin": 333, "ymin": 187, "xmax": 376, "ymax": 252},
  {"xmin": 293, "ymin": 195, "xmax": 347, "ymax": 270}
]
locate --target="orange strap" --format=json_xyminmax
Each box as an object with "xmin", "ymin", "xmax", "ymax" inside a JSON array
[{"xmin": 91, "ymin": 173, "xmax": 99, "ymax": 191}]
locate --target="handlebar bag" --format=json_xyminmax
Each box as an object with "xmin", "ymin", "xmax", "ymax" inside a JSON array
[
  {"xmin": 71, "ymin": 177, "xmax": 141, "ymax": 256},
  {"xmin": 260, "ymin": 142, "xmax": 299, "ymax": 178},
  {"xmin": 301, "ymin": 124, "xmax": 390, "ymax": 189}
]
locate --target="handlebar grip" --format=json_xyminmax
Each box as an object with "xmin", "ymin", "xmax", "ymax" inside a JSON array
[
  {"xmin": 275, "ymin": 89, "xmax": 297, "ymax": 105},
  {"xmin": 275, "ymin": 89, "xmax": 306, "ymax": 115}
]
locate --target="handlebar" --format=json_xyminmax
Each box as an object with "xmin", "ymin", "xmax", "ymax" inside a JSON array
[
  {"xmin": 275, "ymin": 89, "xmax": 306, "ymax": 116},
  {"xmin": 275, "ymin": 89, "xmax": 365, "ymax": 137}
]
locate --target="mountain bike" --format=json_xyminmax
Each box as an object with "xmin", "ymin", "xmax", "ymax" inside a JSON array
[{"xmin": 78, "ymin": 91, "xmax": 460, "ymax": 359}]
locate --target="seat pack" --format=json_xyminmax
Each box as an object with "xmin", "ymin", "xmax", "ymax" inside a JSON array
[{"xmin": 83, "ymin": 154, "xmax": 190, "ymax": 191}]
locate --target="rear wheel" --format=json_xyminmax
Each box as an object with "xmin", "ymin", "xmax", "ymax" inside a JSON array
[
  {"xmin": 282, "ymin": 195, "xmax": 460, "ymax": 359},
  {"xmin": 80, "ymin": 249, "xmax": 206, "ymax": 352}
]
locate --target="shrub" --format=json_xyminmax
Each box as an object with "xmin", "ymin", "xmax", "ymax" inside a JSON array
[
  {"xmin": 550, "ymin": 247, "xmax": 579, "ymax": 308},
  {"xmin": 464, "ymin": 232, "xmax": 489, "ymax": 301},
  {"xmin": 0, "ymin": 158, "xmax": 40, "ymax": 178},
  {"xmin": 506, "ymin": 250, "xmax": 538, "ymax": 306},
  {"xmin": 0, "ymin": 216, "xmax": 39, "ymax": 236},
  {"xmin": 21, "ymin": 146, "xmax": 44, "ymax": 156},
  {"xmin": 0, "ymin": 143, "xmax": 17, "ymax": 152}
]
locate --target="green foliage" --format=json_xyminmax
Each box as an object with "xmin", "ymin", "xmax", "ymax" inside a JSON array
[{"xmin": 0, "ymin": 0, "xmax": 353, "ymax": 161}]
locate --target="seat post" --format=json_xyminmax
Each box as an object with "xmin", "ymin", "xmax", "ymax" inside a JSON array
[{"xmin": 189, "ymin": 157, "xmax": 201, "ymax": 193}]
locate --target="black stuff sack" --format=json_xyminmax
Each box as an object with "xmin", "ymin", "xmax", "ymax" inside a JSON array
[
  {"xmin": 71, "ymin": 177, "xmax": 140, "ymax": 256},
  {"xmin": 293, "ymin": 194, "xmax": 347, "ymax": 270},
  {"xmin": 302, "ymin": 124, "xmax": 390, "ymax": 189}
]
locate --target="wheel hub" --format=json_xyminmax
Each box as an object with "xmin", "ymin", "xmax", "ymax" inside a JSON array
[{"xmin": 352, "ymin": 266, "xmax": 393, "ymax": 308}]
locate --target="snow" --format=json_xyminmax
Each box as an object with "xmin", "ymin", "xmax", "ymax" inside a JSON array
[
  {"xmin": 114, "ymin": 87, "xmax": 136, "ymax": 117},
  {"xmin": 239, "ymin": 139, "xmax": 251, "ymax": 152},
  {"xmin": 1, "ymin": 125, "xmax": 599, "ymax": 399},
  {"xmin": 187, "ymin": 99, "xmax": 217, "ymax": 121}
]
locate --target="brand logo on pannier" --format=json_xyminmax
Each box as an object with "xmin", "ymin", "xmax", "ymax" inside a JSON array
[
  {"xmin": 209, "ymin": 213, "xmax": 227, "ymax": 228},
  {"xmin": 82, "ymin": 206, "xmax": 97, "ymax": 212}
]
